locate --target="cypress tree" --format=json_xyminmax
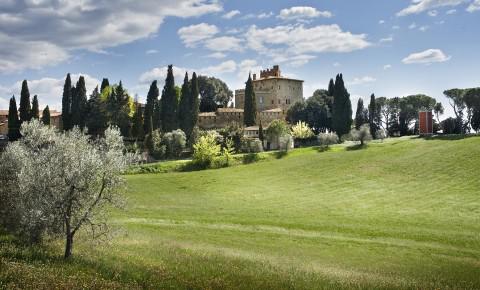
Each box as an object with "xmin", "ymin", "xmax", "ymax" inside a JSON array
[
  {"xmin": 7, "ymin": 96, "xmax": 20, "ymax": 141},
  {"xmin": 19, "ymin": 80, "xmax": 31, "ymax": 123},
  {"xmin": 42, "ymin": 106, "xmax": 51, "ymax": 125},
  {"xmin": 178, "ymin": 72, "xmax": 190, "ymax": 134},
  {"xmin": 111, "ymin": 81, "xmax": 131, "ymax": 136},
  {"xmin": 189, "ymin": 72, "xmax": 200, "ymax": 138},
  {"xmin": 131, "ymin": 100, "xmax": 144, "ymax": 140},
  {"xmin": 71, "ymin": 76, "xmax": 87, "ymax": 129},
  {"xmin": 86, "ymin": 86, "xmax": 107, "ymax": 136},
  {"xmin": 328, "ymin": 78, "xmax": 335, "ymax": 96},
  {"xmin": 61, "ymin": 74, "xmax": 72, "ymax": 130},
  {"xmin": 332, "ymin": 74, "xmax": 352, "ymax": 138},
  {"xmin": 100, "ymin": 78, "xmax": 110, "ymax": 93},
  {"xmin": 243, "ymin": 73, "xmax": 256, "ymax": 126},
  {"xmin": 354, "ymin": 98, "xmax": 368, "ymax": 130},
  {"xmin": 31, "ymin": 95, "xmax": 40, "ymax": 119},
  {"xmin": 368, "ymin": 94, "xmax": 378, "ymax": 138},
  {"xmin": 144, "ymin": 80, "xmax": 159, "ymax": 134},
  {"xmin": 259, "ymin": 121, "xmax": 264, "ymax": 141},
  {"xmin": 153, "ymin": 99, "xmax": 161, "ymax": 130},
  {"xmin": 160, "ymin": 65, "xmax": 178, "ymax": 132}
]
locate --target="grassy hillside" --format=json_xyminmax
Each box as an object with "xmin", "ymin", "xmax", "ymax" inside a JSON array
[{"xmin": 1, "ymin": 136, "xmax": 480, "ymax": 289}]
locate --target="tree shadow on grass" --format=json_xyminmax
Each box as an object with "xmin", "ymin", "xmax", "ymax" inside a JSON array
[
  {"xmin": 274, "ymin": 151, "xmax": 288, "ymax": 159},
  {"xmin": 242, "ymin": 153, "xmax": 260, "ymax": 164},
  {"xmin": 317, "ymin": 146, "xmax": 330, "ymax": 153},
  {"xmin": 418, "ymin": 134, "xmax": 479, "ymax": 141},
  {"xmin": 345, "ymin": 144, "xmax": 367, "ymax": 151}
]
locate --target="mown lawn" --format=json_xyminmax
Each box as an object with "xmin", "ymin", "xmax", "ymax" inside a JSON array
[{"xmin": 1, "ymin": 136, "xmax": 480, "ymax": 289}]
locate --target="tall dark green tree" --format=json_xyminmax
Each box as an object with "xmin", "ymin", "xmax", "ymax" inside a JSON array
[
  {"xmin": 131, "ymin": 100, "xmax": 144, "ymax": 140},
  {"xmin": 7, "ymin": 96, "xmax": 21, "ymax": 141},
  {"xmin": 100, "ymin": 78, "xmax": 110, "ymax": 93},
  {"xmin": 160, "ymin": 65, "xmax": 178, "ymax": 132},
  {"xmin": 19, "ymin": 80, "xmax": 31, "ymax": 123},
  {"xmin": 107, "ymin": 81, "xmax": 131, "ymax": 136},
  {"xmin": 327, "ymin": 79, "xmax": 335, "ymax": 96},
  {"xmin": 368, "ymin": 94, "xmax": 378, "ymax": 137},
  {"xmin": 332, "ymin": 74, "xmax": 352, "ymax": 138},
  {"xmin": 243, "ymin": 74, "xmax": 256, "ymax": 126},
  {"xmin": 86, "ymin": 86, "xmax": 107, "ymax": 136},
  {"xmin": 42, "ymin": 106, "xmax": 51, "ymax": 125},
  {"xmin": 71, "ymin": 76, "xmax": 88, "ymax": 129},
  {"xmin": 144, "ymin": 80, "xmax": 159, "ymax": 134},
  {"xmin": 61, "ymin": 74, "xmax": 72, "ymax": 130},
  {"xmin": 178, "ymin": 72, "xmax": 190, "ymax": 134},
  {"xmin": 31, "ymin": 95, "xmax": 40, "ymax": 119},
  {"xmin": 153, "ymin": 99, "xmax": 161, "ymax": 130},
  {"xmin": 355, "ymin": 98, "xmax": 368, "ymax": 130},
  {"xmin": 188, "ymin": 72, "xmax": 200, "ymax": 141},
  {"xmin": 259, "ymin": 121, "xmax": 264, "ymax": 141}
]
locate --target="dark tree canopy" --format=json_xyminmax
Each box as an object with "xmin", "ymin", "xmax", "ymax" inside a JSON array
[
  {"xmin": 7, "ymin": 96, "xmax": 21, "ymax": 141},
  {"xmin": 71, "ymin": 76, "xmax": 88, "ymax": 129},
  {"xmin": 144, "ymin": 80, "xmax": 159, "ymax": 134},
  {"xmin": 42, "ymin": 106, "xmax": 51, "ymax": 126},
  {"xmin": 355, "ymin": 98, "xmax": 368, "ymax": 130},
  {"xmin": 19, "ymin": 80, "xmax": 31, "ymax": 123},
  {"xmin": 198, "ymin": 75, "xmax": 233, "ymax": 112},
  {"xmin": 31, "ymin": 95, "xmax": 40, "ymax": 120},
  {"xmin": 332, "ymin": 74, "xmax": 352, "ymax": 138},
  {"xmin": 61, "ymin": 74, "xmax": 72, "ymax": 130},
  {"xmin": 100, "ymin": 78, "xmax": 110, "ymax": 93},
  {"xmin": 368, "ymin": 94, "xmax": 379, "ymax": 137},
  {"xmin": 188, "ymin": 72, "xmax": 200, "ymax": 141},
  {"xmin": 160, "ymin": 65, "xmax": 178, "ymax": 132},
  {"xmin": 243, "ymin": 74, "xmax": 256, "ymax": 127},
  {"xmin": 178, "ymin": 73, "xmax": 191, "ymax": 135},
  {"xmin": 131, "ymin": 100, "xmax": 144, "ymax": 140},
  {"xmin": 86, "ymin": 86, "xmax": 107, "ymax": 136}
]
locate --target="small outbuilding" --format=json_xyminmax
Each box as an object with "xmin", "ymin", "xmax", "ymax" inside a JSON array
[{"xmin": 419, "ymin": 111, "xmax": 433, "ymax": 135}]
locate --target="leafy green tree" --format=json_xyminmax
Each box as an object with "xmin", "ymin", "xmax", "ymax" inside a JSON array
[
  {"xmin": 266, "ymin": 119, "xmax": 289, "ymax": 148},
  {"xmin": 443, "ymin": 89, "xmax": 466, "ymax": 133},
  {"xmin": 19, "ymin": 80, "xmax": 31, "ymax": 123},
  {"xmin": 42, "ymin": 106, "xmax": 51, "ymax": 126},
  {"xmin": 61, "ymin": 74, "xmax": 72, "ymax": 130},
  {"xmin": 318, "ymin": 133, "xmax": 338, "ymax": 149},
  {"xmin": 198, "ymin": 75, "xmax": 233, "ymax": 111},
  {"xmin": 161, "ymin": 65, "xmax": 178, "ymax": 132},
  {"xmin": 349, "ymin": 124, "xmax": 372, "ymax": 146},
  {"xmin": 355, "ymin": 98, "xmax": 368, "ymax": 130},
  {"xmin": 163, "ymin": 129, "xmax": 187, "ymax": 158},
  {"xmin": 144, "ymin": 80, "xmax": 159, "ymax": 134},
  {"xmin": 286, "ymin": 101, "xmax": 307, "ymax": 125},
  {"xmin": 243, "ymin": 74, "xmax": 256, "ymax": 126},
  {"xmin": 433, "ymin": 102, "xmax": 444, "ymax": 123},
  {"xmin": 189, "ymin": 72, "xmax": 200, "ymax": 141},
  {"xmin": 71, "ymin": 76, "xmax": 88, "ymax": 129},
  {"xmin": 107, "ymin": 81, "xmax": 132, "ymax": 136},
  {"xmin": 192, "ymin": 132, "xmax": 221, "ymax": 168},
  {"xmin": 86, "ymin": 86, "xmax": 107, "ymax": 136},
  {"xmin": 31, "ymin": 95, "xmax": 40, "ymax": 119},
  {"xmin": 332, "ymin": 74, "xmax": 352, "ymax": 138},
  {"xmin": 7, "ymin": 96, "xmax": 21, "ymax": 141},
  {"xmin": 153, "ymin": 99, "xmax": 162, "ymax": 130},
  {"xmin": 100, "ymin": 78, "xmax": 110, "ymax": 93}
]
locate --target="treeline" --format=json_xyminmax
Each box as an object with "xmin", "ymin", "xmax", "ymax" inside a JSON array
[
  {"xmin": 442, "ymin": 88, "xmax": 480, "ymax": 133},
  {"xmin": 7, "ymin": 80, "xmax": 51, "ymax": 141}
]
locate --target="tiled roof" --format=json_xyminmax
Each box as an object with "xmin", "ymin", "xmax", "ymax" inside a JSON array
[
  {"xmin": 198, "ymin": 112, "xmax": 216, "ymax": 117},
  {"xmin": 261, "ymin": 108, "xmax": 282, "ymax": 113},
  {"xmin": 217, "ymin": 108, "xmax": 244, "ymax": 113}
]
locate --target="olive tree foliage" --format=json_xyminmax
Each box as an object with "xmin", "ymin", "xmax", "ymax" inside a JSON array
[
  {"xmin": 318, "ymin": 133, "xmax": 339, "ymax": 148},
  {"xmin": 0, "ymin": 120, "xmax": 134, "ymax": 258},
  {"xmin": 291, "ymin": 121, "xmax": 314, "ymax": 140},
  {"xmin": 192, "ymin": 132, "xmax": 221, "ymax": 168},
  {"xmin": 348, "ymin": 124, "xmax": 373, "ymax": 146}
]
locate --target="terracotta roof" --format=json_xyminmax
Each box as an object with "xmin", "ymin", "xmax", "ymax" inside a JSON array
[
  {"xmin": 217, "ymin": 108, "xmax": 243, "ymax": 113},
  {"xmin": 198, "ymin": 112, "xmax": 216, "ymax": 117},
  {"xmin": 244, "ymin": 126, "xmax": 259, "ymax": 131}
]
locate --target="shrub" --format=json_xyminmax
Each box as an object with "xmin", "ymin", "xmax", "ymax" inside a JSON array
[
  {"xmin": 219, "ymin": 122, "xmax": 244, "ymax": 152},
  {"xmin": 348, "ymin": 124, "xmax": 372, "ymax": 145},
  {"xmin": 163, "ymin": 129, "xmax": 186, "ymax": 158},
  {"xmin": 241, "ymin": 138, "xmax": 264, "ymax": 153},
  {"xmin": 192, "ymin": 132, "xmax": 221, "ymax": 168},
  {"xmin": 375, "ymin": 129, "xmax": 387, "ymax": 141},
  {"xmin": 318, "ymin": 133, "xmax": 339, "ymax": 148},
  {"xmin": 221, "ymin": 138, "xmax": 235, "ymax": 166},
  {"xmin": 279, "ymin": 134, "xmax": 294, "ymax": 152},
  {"xmin": 291, "ymin": 121, "xmax": 314, "ymax": 140}
]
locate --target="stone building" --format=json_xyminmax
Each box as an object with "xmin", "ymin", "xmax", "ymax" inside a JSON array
[
  {"xmin": 0, "ymin": 110, "xmax": 62, "ymax": 136},
  {"xmin": 198, "ymin": 65, "xmax": 303, "ymax": 130}
]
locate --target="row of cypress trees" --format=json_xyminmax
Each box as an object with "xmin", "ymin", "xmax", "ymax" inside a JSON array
[
  {"xmin": 355, "ymin": 94, "xmax": 381, "ymax": 137},
  {"xmin": 7, "ymin": 80, "xmax": 51, "ymax": 141}
]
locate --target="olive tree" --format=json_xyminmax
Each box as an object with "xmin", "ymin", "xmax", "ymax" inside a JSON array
[
  {"xmin": 349, "ymin": 124, "xmax": 373, "ymax": 145},
  {"xmin": 0, "ymin": 120, "xmax": 133, "ymax": 258},
  {"xmin": 318, "ymin": 133, "xmax": 339, "ymax": 148}
]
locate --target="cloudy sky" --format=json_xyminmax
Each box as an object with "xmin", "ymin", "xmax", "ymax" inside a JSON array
[{"xmin": 1, "ymin": 0, "xmax": 480, "ymax": 117}]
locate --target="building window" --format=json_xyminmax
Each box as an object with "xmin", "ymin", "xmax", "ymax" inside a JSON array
[
  {"xmin": 278, "ymin": 99, "xmax": 281, "ymax": 104},
  {"xmin": 271, "ymin": 100, "xmax": 274, "ymax": 104},
  {"xmin": 259, "ymin": 96, "xmax": 263, "ymax": 104}
]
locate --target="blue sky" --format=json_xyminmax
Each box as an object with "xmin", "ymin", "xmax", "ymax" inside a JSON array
[{"xmin": 1, "ymin": 0, "xmax": 479, "ymax": 118}]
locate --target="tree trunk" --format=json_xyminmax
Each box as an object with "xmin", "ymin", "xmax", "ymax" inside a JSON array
[{"xmin": 64, "ymin": 232, "xmax": 73, "ymax": 259}]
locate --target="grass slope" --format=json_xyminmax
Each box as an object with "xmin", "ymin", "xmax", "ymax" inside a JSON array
[{"xmin": 1, "ymin": 136, "xmax": 480, "ymax": 289}]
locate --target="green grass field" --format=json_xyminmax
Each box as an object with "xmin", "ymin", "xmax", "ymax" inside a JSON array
[{"xmin": 1, "ymin": 136, "xmax": 480, "ymax": 289}]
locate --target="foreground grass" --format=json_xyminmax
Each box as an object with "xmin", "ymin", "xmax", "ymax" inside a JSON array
[{"xmin": 1, "ymin": 136, "xmax": 480, "ymax": 289}]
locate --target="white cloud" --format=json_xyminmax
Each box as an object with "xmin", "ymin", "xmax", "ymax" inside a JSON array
[
  {"xmin": 202, "ymin": 60, "xmax": 237, "ymax": 75},
  {"xmin": 0, "ymin": 74, "xmax": 99, "ymax": 110},
  {"xmin": 397, "ymin": 0, "xmax": 466, "ymax": 16},
  {"xmin": 0, "ymin": 0, "xmax": 222, "ymax": 73},
  {"xmin": 222, "ymin": 10, "xmax": 240, "ymax": 19},
  {"xmin": 258, "ymin": 12, "xmax": 274, "ymax": 19},
  {"xmin": 347, "ymin": 76, "xmax": 377, "ymax": 86},
  {"xmin": 146, "ymin": 49, "xmax": 158, "ymax": 54},
  {"xmin": 379, "ymin": 20, "xmax": 385, "ymax": 24},
  {"xmin": 278, "ymin": 6, "xmax": 332, "ymax": 20},
  {"xmin": 237, "ymin": 59, "xmax": 263, "ymax": 79},
  {"xmin": 379, "ymin": 36, "xmax": 394, "ymax": 43},
  {"xmin": 177, "ymin": 23, "xmax": 219, "ymax": 47},
  {"xmin": 204, "ymin": 36, "xmax": 243, "ymax": 52},
  {"xmin": 246, "ymin": 24, "xmax": 370, "ymax": 55},
  {"xmin": 402, "ymin": 49, "xmax": 451, "ymax": 64},
  {"xmin": 333, "ymin": 62, "xmax": 341, "ymax": 67},
  {"xmin": 446, "ymin": 8, "xmax": 457, "ymax": 13},
  {"xmin": 392, "ymin": 25, "xmax": 400, "ymax": 30},
  {"xmin": 205, "ymin": 52, "xmax": 227, "ymax": 59},
  {"xmin": 467, "ymin": 0, "xmax": 480, "ymax": 11},
  {"xmin": 428, "ymin": 9, "xmax": 439, "ymax": 16},
  {"xmin": 384, "ymin": 64, "xmax": 392, "ymax": 70},
  {"xmin": 409, "ymin": 22, "xmax": 417, "ymax": 29},
  {"xmin": 419, "ymin": 25, "xmax": 430, "ymax": 31}
]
